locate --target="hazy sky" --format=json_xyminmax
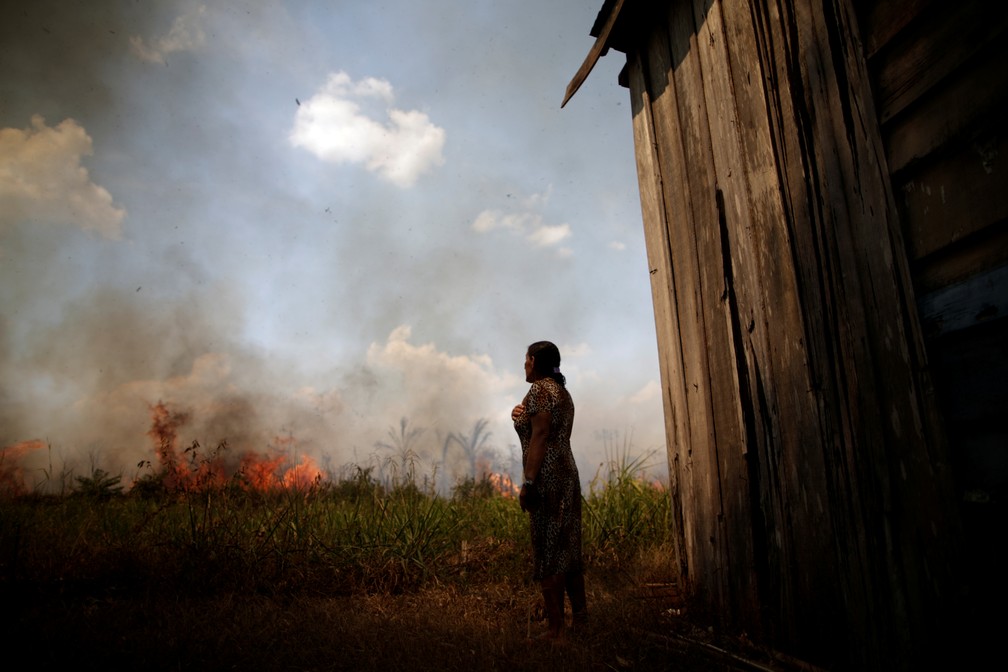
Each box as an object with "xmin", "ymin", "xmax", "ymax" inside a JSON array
[{"xmin": 0, "ymin": 0, "xmax": 665, "ymax": 490}]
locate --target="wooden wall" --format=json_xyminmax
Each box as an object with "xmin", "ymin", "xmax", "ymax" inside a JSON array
[
  {"xmin": 602, "ymin": 0, "xmax": 967, "ymax": 668},
  {"xmin": 857, "ymin": 0, "xmax": 1008, "ymax": 649}
]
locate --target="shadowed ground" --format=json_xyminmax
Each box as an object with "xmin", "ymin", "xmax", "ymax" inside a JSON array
[{"xmin": 4, "ymin": 553, "xmax": 809, "ymax": 672}]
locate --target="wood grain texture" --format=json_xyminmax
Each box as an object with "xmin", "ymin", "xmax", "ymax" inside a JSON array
[
  {"xmin": 618, "ymin": 0, "xmax": 961, "ymax": 667},
  {"xmin": 870, "ymin": 0, "xmax": 1008, "ymax": 123}
]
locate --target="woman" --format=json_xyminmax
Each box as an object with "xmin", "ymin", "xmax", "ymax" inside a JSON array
[{"xmin": 512, "ymin": 340, "xmax": 587, "ymax": 640}]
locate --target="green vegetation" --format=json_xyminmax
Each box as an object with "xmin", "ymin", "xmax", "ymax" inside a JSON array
[
  {"xmin": 0, "ymin": 452, "xmax": 762, "ymax": 671},
  {"xmin": 2, "ymin": 453, "xmax": 671, "ymax": 593}
]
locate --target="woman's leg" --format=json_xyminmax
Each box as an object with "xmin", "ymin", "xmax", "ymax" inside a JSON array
[
  {"xmin": 565, "ymin": 569, "xmax": 588, "ymax": 625},
  {"xmin": 540, "ymin": 573, "xmax": 566, "ymax": 638}
]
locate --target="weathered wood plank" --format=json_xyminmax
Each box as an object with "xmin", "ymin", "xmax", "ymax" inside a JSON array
[
  {"xmin": 882, "ymin": 37, "xmax": 1008, "ymax": 175},
  {"xmin": 856, "ymin": 0, "xmax": 935, "ymax": 58},
  {"xmin": 897, "ymin": 127, "xmax": 1008, "ymax": 260},
  {"xmin": 682, "ymin": 0, "xmax": 759, "ymax": 629},
  {"xmin": 912, "ymin": 221, "xmax": 1008, "ymax": 295},
  {"xmin": 917, "ymin": 262, "xmax": 1008, "ymax": 337},
  {"xmin": 562, "ymin": 0, "xmax": 627, "ymax": 108},
  {"xmin": 872, "ymin": 0, "xmax": 1008, "ymax": 123},
  {"xmin": 640, "ymin": 9, "xmax": 726, "ymax": 608},
  {"xmin": 718, "ymin": 0, "xmax": 852, "ymax": 651},
  {"xmin": 627, "ymin": 50, "xmax": 692, "ymax": 581},
  {"xmin": 804, "ymin": 1, "xmax": 963, "ymax": 661}
]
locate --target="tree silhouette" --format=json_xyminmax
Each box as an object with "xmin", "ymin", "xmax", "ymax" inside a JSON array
[
  {"xmin": 443, "ymin": 418, "xmax": 492, "ymax": 479},
  {"xmin": 375, "ymin": 417, "xmax": 424, "ymax": 486}
]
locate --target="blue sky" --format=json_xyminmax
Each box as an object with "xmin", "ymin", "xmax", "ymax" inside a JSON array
[{"xmin": 0, "ymin": 0, "xmax": 666, "ymax": 489}]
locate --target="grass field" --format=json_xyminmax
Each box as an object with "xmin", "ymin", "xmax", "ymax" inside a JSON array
[{"xmin": 0, "ymin": 457, "xmax": 782, "ymax": 671}]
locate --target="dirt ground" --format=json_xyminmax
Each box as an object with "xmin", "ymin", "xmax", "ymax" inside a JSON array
[{"xmin": 4, "ymin": 571, "xmax": 822, "ymax": 672}]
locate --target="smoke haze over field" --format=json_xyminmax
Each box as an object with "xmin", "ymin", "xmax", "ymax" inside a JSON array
[{"xmin": 0, "ymin": 0, "xmax": 667, "ymax": 491}]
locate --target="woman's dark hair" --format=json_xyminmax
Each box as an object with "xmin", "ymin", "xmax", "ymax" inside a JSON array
[{"xmin": 527, "ymin": 341, "xmax": 565, "ymax": 386}]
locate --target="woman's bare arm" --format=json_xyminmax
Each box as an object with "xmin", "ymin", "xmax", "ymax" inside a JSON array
[{"xmin": 523, "ymin": 411, "xmax": 551, "ymax": 482}]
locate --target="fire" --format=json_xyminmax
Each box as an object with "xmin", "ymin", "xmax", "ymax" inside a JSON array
[
  {"xmin": 146, "ymin": 401, "xmax": 324, "ymax": 494},
  {"xmin": 147, "ymin": 401, "xmax": 196, "ymax": 491},
  {"xmin": 239, "ymin": 451, "xmax": 287, "ymax": 491},
  {"xmin": 487, "ymin": 472, "xmax": 519, "ymax": 498},
  {"xmin": 473, "ymin": 454, "xmax": 519, "ymax": 498},
  {"xmin": 238, "ymin": 451, "xmax": 322, "ymax": 492},
  {"xmin": 281, "ymin": 454, "xmax": 323, "ymax": 491},
  {"xmin": 0, "ymin": 439, "xmax": 45, "ymax": 497}
]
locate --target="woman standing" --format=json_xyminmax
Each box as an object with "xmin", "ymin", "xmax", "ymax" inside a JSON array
[{"xmin": 512, "ymin": 340, "xmax": 587, "ymax": 640}]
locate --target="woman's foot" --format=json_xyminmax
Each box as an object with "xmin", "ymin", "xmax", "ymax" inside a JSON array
[{"xmin": 529, "ymin": 626, "xmax": 565, "ymax": 643}]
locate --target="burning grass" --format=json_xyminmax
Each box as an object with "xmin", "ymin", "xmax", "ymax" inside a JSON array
[{"xmin": 0, "ymin": 459, "xmax": 773, "ymax": 671}]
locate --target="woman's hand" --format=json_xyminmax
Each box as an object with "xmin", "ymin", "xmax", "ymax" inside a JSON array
[{"xmin": 511, "ymin": 403, "xmax": 525, "ymax": 422}]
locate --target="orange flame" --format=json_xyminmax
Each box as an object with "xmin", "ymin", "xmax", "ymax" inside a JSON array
[
  {"xmin": 281, "ymin": 454, "xmax": 323, "ymax": 491},
  {"xmin": 0, "ymin": 439, "xmax": 45, "ymax": 497},
  {"xmin": 145, "ymin": 402, "xmax": 324, "ymax": 493},
  {"xmin": 239, "ymin": 451, "xmax": 286, "ymax": 491},
  {"xmin": 472, "ymin": 454, "xmax": 519, "ymax": 498},
  {"xmin": 147, "ymin": 401, "xmax": 193, "ymax": 491},
  {"xmin": 487, "ymin": 472, "xmax": 519, "ymax": 498}
]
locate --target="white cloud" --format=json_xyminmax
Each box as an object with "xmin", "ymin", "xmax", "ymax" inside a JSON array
[
  {"xmin": 608, "ymin": 240, "xmax": 626, "ymax": 251},
  {"xmin": 130, "ymin": 5, "xmax": 207, "ymax": 64},
  {"xmin": 527, "ymin": 223, "xmax": 571, "ymax": 247},
  {"xmin": 471, "ymin": 198, "xmax": 572, "ymax": 253},
  {"xmin": 289, "ymin": 72, "xmax": 446, "ymax": 188},
  {"xmin": 0, "ymin": 116, "xmax": 126, "ymax": 238},
  {"xmin": 471, "ymin": 209, "xmax": 540, "ymax": 233}
]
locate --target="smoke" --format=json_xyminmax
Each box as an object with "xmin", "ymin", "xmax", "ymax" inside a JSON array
[
  {"xmin": 0, "ymin": 1, "xmax": 669, "ymax": 493},
  {"xmin": 129, "ymin": 4, "xmax": 207, "ymax": 65},
  {"xmin": 0, "ymin": 272, "xmax": 522, "ymax": 490}
]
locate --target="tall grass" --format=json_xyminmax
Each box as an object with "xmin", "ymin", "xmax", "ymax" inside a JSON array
[
  {"xmin": 0, "ymin": 456, "xmax": 672, "ymax": 598},
  {"xmin": 585, "ymin": 448, "xmax": 671, "ymax": 551}
]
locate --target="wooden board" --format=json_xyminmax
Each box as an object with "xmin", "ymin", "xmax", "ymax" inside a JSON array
[
  {"xmin": 881, "ymin": 37, "xmax": 1008, "ymax": 175},
  {"xmin": 614, "ymin": 0, "xmax": 963, "ymax": 667},
  {"xmin": 911, "ymin": 220, "xmax": 1008, "ymax": 295},
  {"xmin": 627, "ymin": 48, "xmax": 693, "ymax": 582},
  {"xmin": 917, "ymin": 262, "xmax": 1008, "ymax": 337},
  {"xmin": 856, "ymin": 0, "xmax": 935, "ymax": 58},
  {"xmin": 870, "ymin": 0, "xmax": 1008, "ymax": 123},
  {"xmin": 897, "ymin": 127, "xmax": 1008, "ymax": 260}
]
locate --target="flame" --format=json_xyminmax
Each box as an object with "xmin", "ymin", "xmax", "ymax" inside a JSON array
[
  {"xmin": 145, "ymin": 402, "xmax": 324, "ymax": 493},
  {"xmin": 472, "ymin": 454, "xmax": 519, "ymax": 498},
  {"xmin": 236, "ymin": 451, "xmax": 321, "ymax": 492},
  {"xmin": 487, "ymin": 472, "xmax": 519, "ymax": 498},
  {"xmin": 239, "ymin": 451, "xmax": 286, "ymax": 491},
  {"xmin": 281, "ymin": 454, "xmax": 323, "ymax": 491},
  {"xmin": 0, "ymin": 439, "xmax": 45, "ymax": 497},
  {"xmin": 147, "ymin": 401, "xmax": 193, "ymax": 491}
]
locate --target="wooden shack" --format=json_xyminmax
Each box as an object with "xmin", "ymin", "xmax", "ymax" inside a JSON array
[{"xmin": 565, "ymin": 0, "xmax": 1006, "ymax": 669}]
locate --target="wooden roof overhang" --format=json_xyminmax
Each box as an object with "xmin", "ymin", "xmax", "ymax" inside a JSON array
[{"xmin": 561, "ymin": 0, "xmax": 639, "ymax": 107}]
